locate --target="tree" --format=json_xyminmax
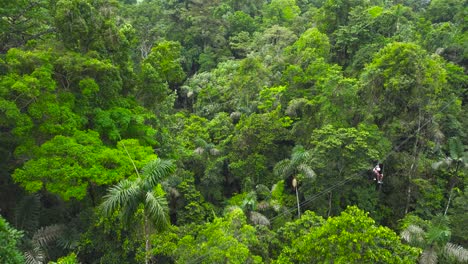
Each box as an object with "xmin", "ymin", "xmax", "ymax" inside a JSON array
[
  {"xmin": 401, "ymin": 214, "xmax": 468, "ymax": 264},
  {"xmin": 13, "ymin": 132, "xmax": 157, "ymax": 201},
  {"xmin": 174, "ymin": 208, "xmax": 262, "ymax": 263},
  {"xmin": 276, "ymin": 206, "xmax": 420, "ymax": 263},
  {"xmin": 0, "ymin": 0, "xmax": 52, "ymax": 53},
  {"xmin": 274, "ymin": 145, "xmax": 317, "ymax": 218},
  {"xmin": 0, "ymin": 216, "xmax": 24, "ymax": 264},
  {"xmin": 262, "ymin": 0, "xmax": 301, "ymax": 27},
  {"xmin": 358, "ymin": 42, "xmax": 457, "ymax": 214},
  {"xmin": 100, "ymin": 158, "xmax": 175, "ymax": 264}
]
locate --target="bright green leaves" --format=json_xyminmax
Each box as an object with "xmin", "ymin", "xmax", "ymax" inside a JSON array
[
  {"xmin": 276, "ymin": 206, "xmax": 420, "ymax": 263},
  {"xmin": 0, "ymin": 216, "xmax": 25, "ymax": 264},
  {"xmin": 175, "ymin": 208, "xmax": 262, "ymax": 264},
  {"xmin": 359, "ymin": 42, "xmax": 448, "ymax": 127},
  {"xmin": 146, "ymin": 40, "xmax": 186, "ymax": 86},
  {"xmin": 135, "ymin": 41, "xmax": 184, "ymax": 111},
  {"xmin": 262, "ymin": 0, "xmax": 301, "ymax": 27},
  {"xmin": 13, "ymin": 131, "xmax": 157, "ymax": 200},
  {"xmin": 310, "ymin": 124, "xmax": 390, "ymax": 173},
  {"xmin": 93, "ymin": 107, "xmax": 157, "ymax": 144},
  {"xmin": 285, "ymin": 28, "xmax": 331, "ymax": 65}
]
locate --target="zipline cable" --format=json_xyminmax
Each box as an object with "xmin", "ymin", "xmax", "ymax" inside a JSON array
[
  {"xmin": 267, "ymin": 95, "xmax": 459, "ymax": 223},
  {"xmin": 188, "ymin": 96, "xmax": 459, "ymax": 264}
]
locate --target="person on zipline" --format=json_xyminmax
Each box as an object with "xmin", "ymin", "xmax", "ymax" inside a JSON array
[{"xmin": 373, "ymin": 163, "xmax": 384, "ymax": 184}]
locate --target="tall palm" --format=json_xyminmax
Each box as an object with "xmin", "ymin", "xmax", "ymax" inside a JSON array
[
  {"xmin": 274, "ymin": 145, "xmax": 316, "ymax": 218},
  {"xmin": 432, "ymin": 137, "xmax": 468, "ymax": 215},
  {"xmin": 100, "ymin": 159, "xmax": 175, "ymax": 264},
  {"xmin": 401, "ymin": 215, "xmax": 468, "ymax": 264}
]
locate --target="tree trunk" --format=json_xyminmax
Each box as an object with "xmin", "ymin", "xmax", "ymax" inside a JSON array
[
  {"xmin": 327, "ymin": 192, "xmax": 332, "ymax": 218},
  {"xmin": 444, "ymin": 186, "xmax": 454, "ymax": 216},
  {"xmin": 295, "ymin": 186, "xmax": 301, "ymax": 218},
  {"xmin": 405, "ymin": 111, "xmax": 422, "ymax": 215},
  {"xmin": 444, "ymin": 164, "xmax": 460, "ymax": 215},
  {"xmin": 144, "ymin": 215, "xmax": 151, "ymax": 264}
]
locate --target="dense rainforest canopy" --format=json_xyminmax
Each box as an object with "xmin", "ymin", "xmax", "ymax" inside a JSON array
[{"xmin": 0, "ymin": 0, "xmax": 467, "ymax": 263}]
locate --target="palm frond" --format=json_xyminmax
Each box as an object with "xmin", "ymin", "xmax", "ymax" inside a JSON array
[
  {"xmin": 142, "ymin": 159, "xmax": 175, "ymax": 188},
  {"xmin": 419, "ymin": 248, "xmax": 438, "ymax": 264},
  {"xmin": 194, "ymin": 147, "xmax": 205, "ymax": 155},
  {"xmin": 432, "ymin": 158, "xmax": 452, "ymax": 170},
  {"xmin": 285, "ymin": 98, "xmax": 309, "ymax": 117},
  {"xmin": 291, "ymin": 145, "xmax": 310, "ymax": 165},
  {"xmin": 426, "ymin": 225, "xmax": 451, "ymax": 246},
  {"xmin": 274, "ymin": 159, "xmax": 292, "ymax": 178},
  {"xmin": 209, "ymin": 148, "xmax": 221, "ymax": 156},
  {"xmin": 32, "ymin": 224, "xmax": 63, "ymax": 249},
  {"xmin": 24, "ymin": 246, "xmax": 45, "ymax": 264},
  {"xmin": 257, "ymin": 201, "xmax": 270, "ymax": 211},
  {"xmin": 57, "ymin": 227, "xmax": 79, "ymax": 250},
  {"xmin": 401, "ymin": 224, "xmax": 425, "ymax": 244},
  {"xmin": 100, "ymin": 179, "xmax": 140, "ymax": 217},
  {"xmin": 444, "ymin": 243, "xmax": 468, "ymax": 262},
  {"xmin": 145, "ymin": 190, "xmax": 170, "ymax": 232},
  {"xmin": 297, "ymin": 164, "xmax": 316, "ymax": 180},
  {"xmin": 15, "ymin": 194, "xmax": 40, "ymax": 234},
  {"xmin": 255, "ymin": 184, "xmax": 271, "ymax": 199},
  {"xmin": 249, "ymin": 211, "xmax": 270, "ymax": 226},
  {"xmin": 448, "ymin": 137, "xmax": 464, "ymax": 160}
]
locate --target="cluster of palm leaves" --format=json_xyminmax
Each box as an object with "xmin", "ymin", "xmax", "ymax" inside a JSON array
[
  {"xmin": 14, "ymin": 194, "xmax": 77, "ymax": 264},
  {"xmin": 100, "ymin": 158, "xmax": 175, "ymax": 264},
  {"xmin": 401, "ymin": 215, "xmax": 468, "ymax": 264}
]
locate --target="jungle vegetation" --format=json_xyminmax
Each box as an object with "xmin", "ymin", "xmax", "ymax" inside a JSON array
[{"xmin": 0, "ymin": 0, "xmax": 467, "ymax": 263}]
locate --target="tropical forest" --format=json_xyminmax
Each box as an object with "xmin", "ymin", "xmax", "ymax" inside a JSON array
[{"xmin": 0, "ymin": 0, "xmax": 467, "ymax": 263}]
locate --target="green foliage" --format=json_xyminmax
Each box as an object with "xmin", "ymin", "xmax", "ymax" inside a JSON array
[
  {"xmin": 175, "ymin": 177, "xmax": 213, "ymax": 225},
  {"xmin": 263, "ymin": 0, "xmax": 301, "ymax": 27},
  {"xmin": 400, "ymin": 214, "xmax": 468, "ymax": 263},
  {"xmin": 1, "ymin": 0, "xmax": 467, "ymax": 262},
  {"xmin": 175, "ymin": 208, "xmax": 262, "ymax": 263},
  {"xmin": 0, "ymin": 216, "xmax": 24, "ymax": 264},
  {"xmin": 145, "ymin": 40, "xmax": 186, "ymax": 86},
  {"xmin": 0, "ymin": 0, "xmax": 52, "ymax": 53},
  {"xmin": 276, "ymin": 206, "xmax": 421, "ymax": 263},
  {"xmin": 48, "ymin": 253, "xmax": 79, "ymax": 264},
  {"xmin": 13, "ymin": 131, "xmax": 157, "ymax": 200}
]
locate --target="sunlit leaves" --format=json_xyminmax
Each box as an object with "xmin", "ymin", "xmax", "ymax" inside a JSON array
[
  {"xmin": 13, "ymin": 131, "xmax": 157, "ymax": 200},
  {"xmin": 277, "ymin": 206, "xmax": 420, "ymax": 263}
]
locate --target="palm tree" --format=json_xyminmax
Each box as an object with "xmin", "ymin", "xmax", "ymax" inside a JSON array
[
  {"xmin": 100, "ymin": 159, "xmax": 175, "ymax": 264},
  {"xmin": 432, "ymin": 137, "xmax": 468, "ymax": 215},
  {"xmin": 274, "ymin": 145, "xmax": 316, "ymax": 218},
  {"xmin": 401, "ymin": 215, "xmax": 468, "ymax": 264}
]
